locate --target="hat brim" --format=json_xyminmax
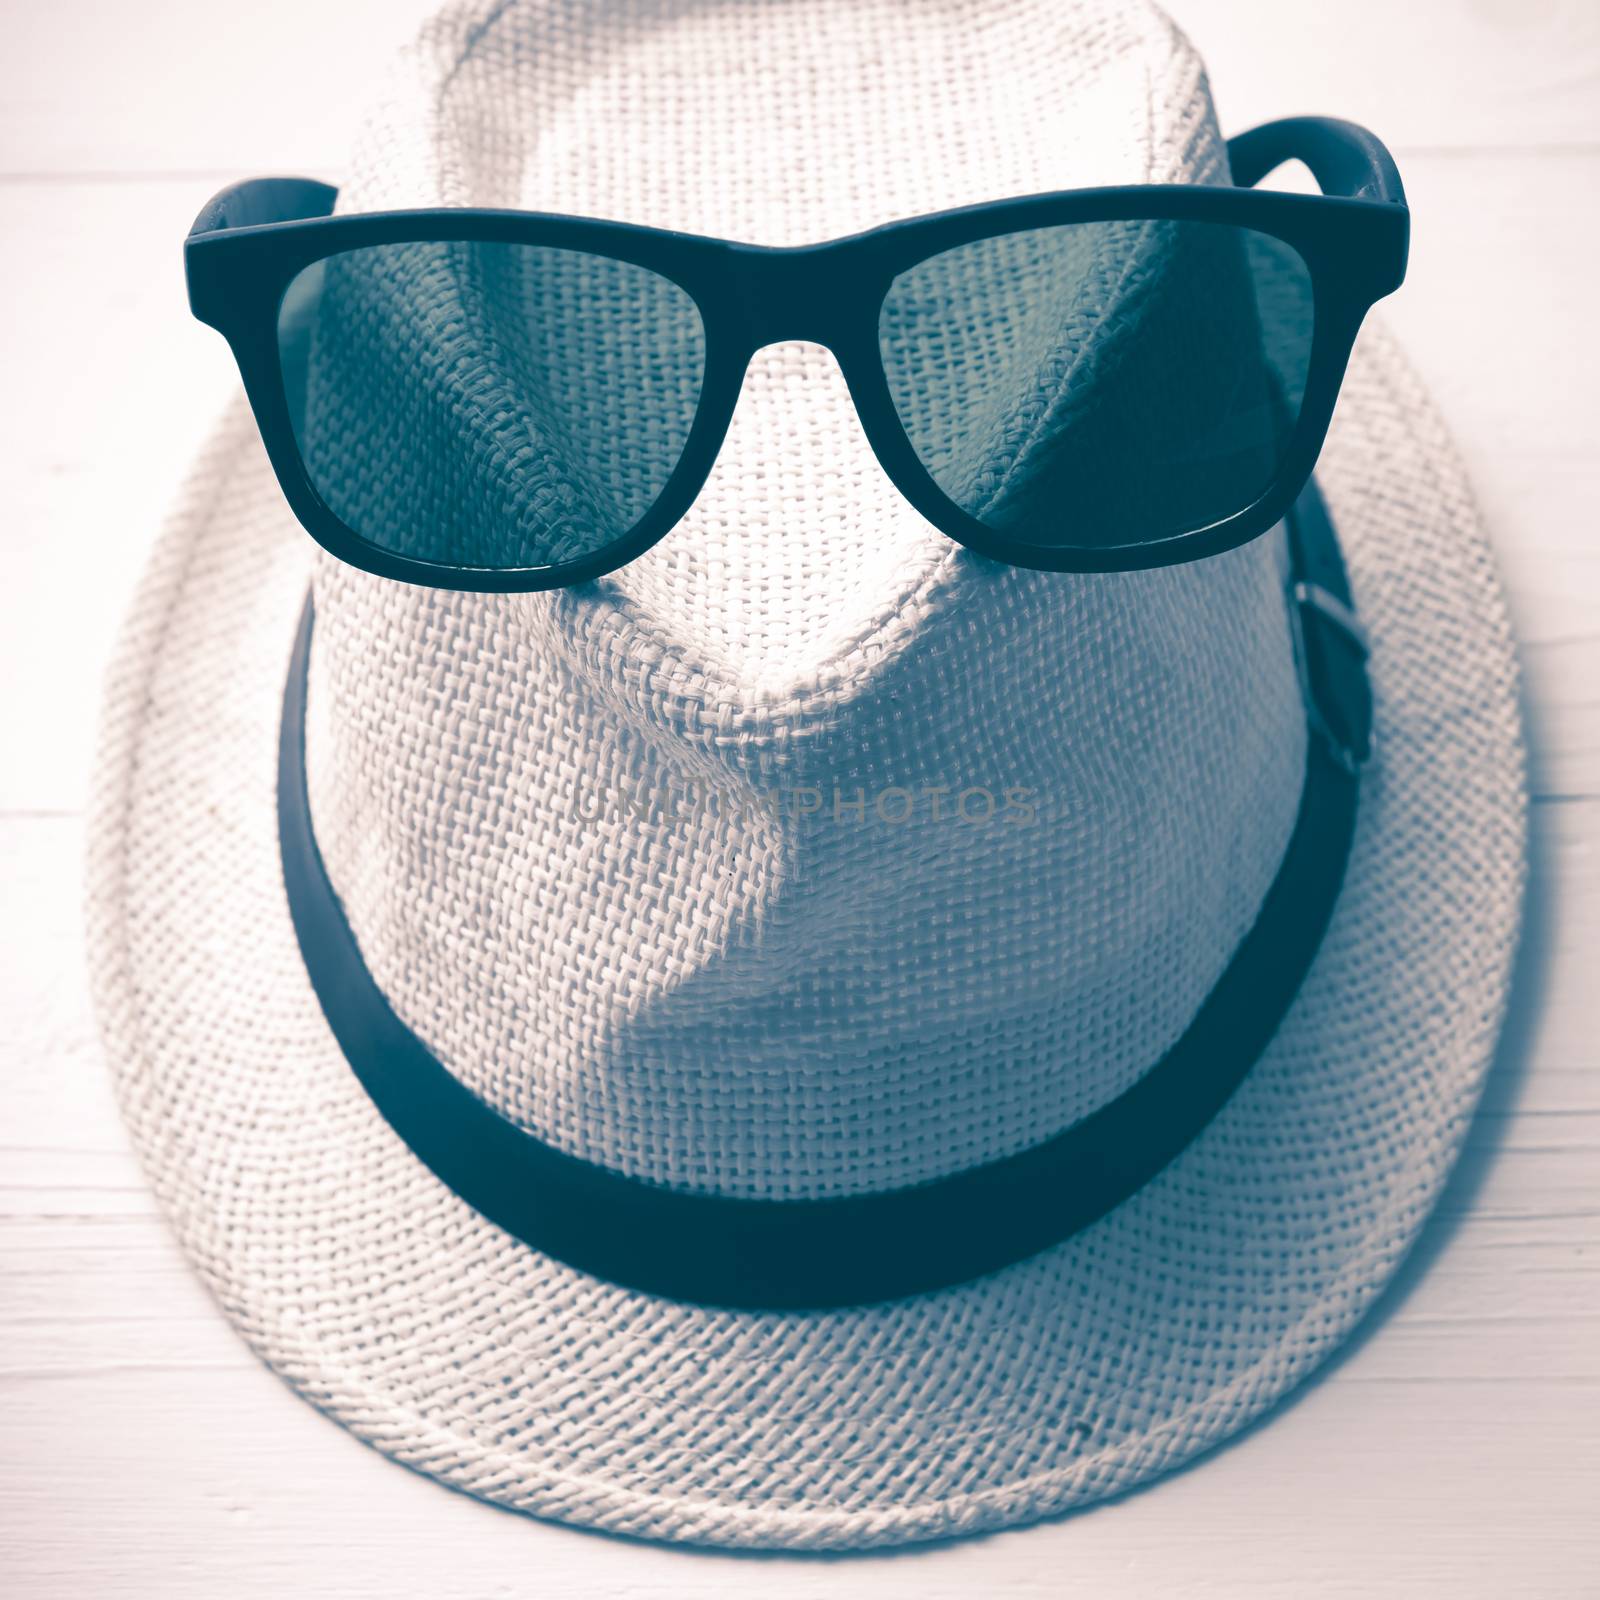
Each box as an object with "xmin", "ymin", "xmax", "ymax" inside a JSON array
[{"xmin": 86, "ymin": 316, "xmax": 1526, "ymax": 1550}]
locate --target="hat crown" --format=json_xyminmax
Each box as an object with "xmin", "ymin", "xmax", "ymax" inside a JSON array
[{"xmin": 304, "ymin": 0, "xmax": 1309, "ymax": 1200}]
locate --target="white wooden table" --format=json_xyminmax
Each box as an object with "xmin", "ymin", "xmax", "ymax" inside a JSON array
[{"xmin": 3, "ymin": 3, "xmax": 1596, "ymax": 1594}]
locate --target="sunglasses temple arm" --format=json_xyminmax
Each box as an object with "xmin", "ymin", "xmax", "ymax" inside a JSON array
[
  {"xmin": 188, "ymin": 176, "xmax": 340, "ymax": 237},
  {"xmin": 1226, "ymin": 117, "xmax": 1405, "ymax": 207}
]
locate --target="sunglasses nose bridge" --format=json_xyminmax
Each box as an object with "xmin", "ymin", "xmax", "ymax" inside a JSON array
[{"xmin": 727, "ymin": 241, "xmax": 856, "ymax": 352}]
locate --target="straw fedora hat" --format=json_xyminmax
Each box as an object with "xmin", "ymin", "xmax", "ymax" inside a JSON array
[{"xmin": 87, "ymin": 0, "xmax": 1526, "ymax": 1551}]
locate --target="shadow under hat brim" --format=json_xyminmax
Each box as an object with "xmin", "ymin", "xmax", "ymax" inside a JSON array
[{"xmin": 85, "ymin": 315, "xmax": 1526, "ymax": 1550}]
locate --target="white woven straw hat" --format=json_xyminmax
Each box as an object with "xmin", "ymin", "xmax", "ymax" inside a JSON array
[{"xmin": 89, "ymin": 0, "xmax": 1527, "ymax": 1552}]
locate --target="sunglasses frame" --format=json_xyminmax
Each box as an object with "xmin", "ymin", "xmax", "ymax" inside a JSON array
[{"xmin": 186, "ymin": 116, "xmax": 1408, "ymax": 591}]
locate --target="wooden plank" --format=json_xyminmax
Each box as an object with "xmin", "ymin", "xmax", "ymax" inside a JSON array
[
  {"xmin": 1, "ymin": 0, "xmax": 1597, "ymax": 176},
  {"xmin": 1, "ymin": 801, "xmax": 1594, "ymax": 1596},
  {"xmin": 1176, "ymin": 0, "xmax": 1600, "ymax": 151},
  {"xmin": 1379, "ymin": 149, "xmax": 1600, "ymax": 804},
  {"xmin": 1, "ymin": 1362, "xmax": 1593, "ymax": 1598},
  {"xmin": 0, "ymin": 0, "xmax": 433, "ymax": 177},
  {"xmin": 0, "ymin": 179, "xmax": 238, "ymax": 818},
  {"xmin": 2, "ymin": 152, "xmax": 1594, "ymax": 815}
]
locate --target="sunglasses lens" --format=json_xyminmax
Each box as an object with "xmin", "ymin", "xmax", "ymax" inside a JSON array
[
  {"xmin": 278, "ymin": 242, "xmax": 706, "ymax": 573},
  {"xmin": 878, "ymin": 220, "xmax": 1314, "ymax": 552}
]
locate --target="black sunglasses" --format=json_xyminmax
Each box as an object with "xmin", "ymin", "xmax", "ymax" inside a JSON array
[{"xmin": 185, "ymin": 116, "xmax": 1407, "ymax": 592}]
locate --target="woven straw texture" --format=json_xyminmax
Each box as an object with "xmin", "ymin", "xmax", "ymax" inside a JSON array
[
  {"xmin": 302, "ymin": 0, "xmax": 1308, "ymax": 1202},
  {"xmin": 87, "ymin": 0, "xmax": 1526, "ymax": 1551}
]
